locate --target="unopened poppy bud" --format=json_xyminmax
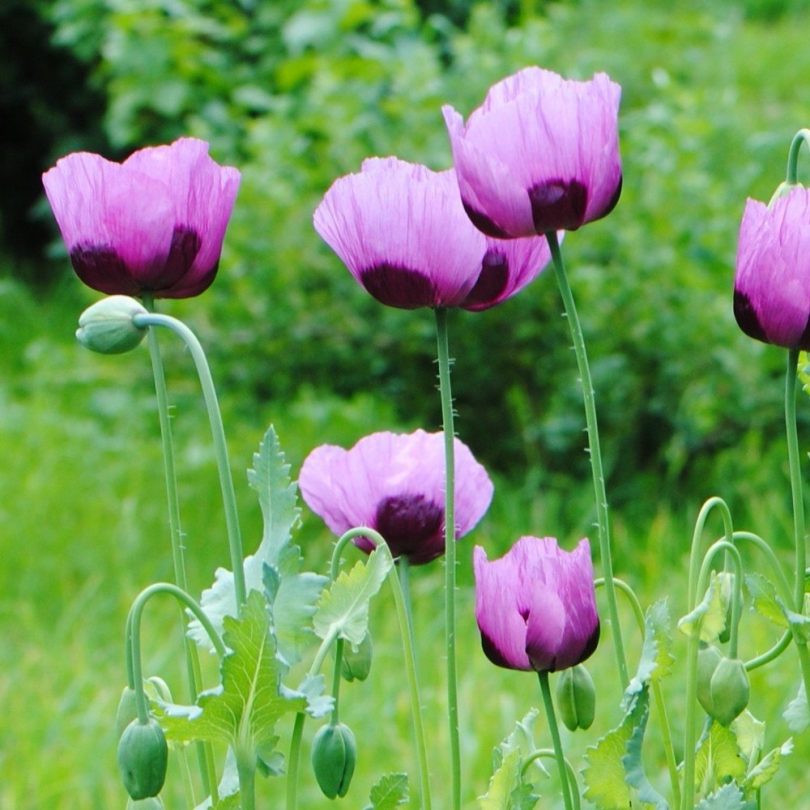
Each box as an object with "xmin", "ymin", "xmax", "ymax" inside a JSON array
[
  {"xmin": 342, "ymin": 633, "xmax": 373, "ymax": 682},
  {"xmin": 311, "ymin": 722, "xmax": 357, "ymax": 799},
  {"xmin": 117, "ymin": 718, "xmax": 168, "ymax": 800},
  {"xmin": 696, "ymin": 644, "xmax": 723, "ymax": 716},
  {"xmin": 115, "ymin": 687, "xmax": 139, "ymax": 738},
  {"xmin": 76, "ymin": 295, "xmax": 148, "ymax": 354},
  {"xmin": 127, "ymin": 797, "xmax": 164, "ymax": 809},
  {"xmin": 709, "ymin": 657, "xmax": 750, "ymax": 726},
  {"xmin": 556, "ymin": 664, "xmax": 596, "ymax": 731}
]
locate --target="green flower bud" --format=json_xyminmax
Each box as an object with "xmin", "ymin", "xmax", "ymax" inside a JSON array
[
  {"xmin": 127, "ymin": 797, "xmax": 164, "ymax": 809},
  {"xmin": 115, "ymin": 687, "xmax": 139, "ymax": 739},
  {"xmin": 696, "ymin": 644, "xmax": 723, "ymax": 716},
  {"xmin": 76, "ymin": 295, "xmax": 148, "ymax": 354},
  {"xmin": 709, "ymin": 657, "xmax": 750, "ymax": 726},
  {"xmin": 341, "ymin": 633, "xmax": 373, "ymax": 682},
  {"xmin": 311, "ymin": 722, "xmax": 357, "ymax": 799},
  {"xmin": 117, "ymin": 718, "xmax": 168, "ymax": 800},
  {"xmin": 556, "ymin": 664, "xmax": 596, "ymax": 731}
]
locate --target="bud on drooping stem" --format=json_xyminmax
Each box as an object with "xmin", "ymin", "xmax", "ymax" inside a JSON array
[
  {"xmin": 117, "ymin": 718, "xmax": 169, "ymax": 800},
  {"xmin": 341, "ymin": 633, "xmax": 373, "ymax": 682},
  {"xmin": 311, "ymin": 722, "xmax": 357, "ymax": 799},
  {"xmin": 76, "ymin": 295, "xmax": 148, "ymax": 354}
]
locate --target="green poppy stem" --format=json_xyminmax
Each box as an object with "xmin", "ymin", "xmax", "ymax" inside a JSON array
[{"xmin": 537, "ymin": 671, "xmax": 574, "ymax": 810}]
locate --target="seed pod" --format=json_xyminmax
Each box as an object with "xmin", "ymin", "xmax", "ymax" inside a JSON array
[
  {"xmin": 117, "ymin": 718, "xmax": 169, "ymax": 800},
  {"xmin": 556, "ymin": 664, "xmax": 596, "ymax": 731},
  {"xmin": 311, "ymin": 722, "xmax": 357, "ymax": 799},
  {"xmin": 76, "ymin": 295, "xmax": 148, "ymax": 354},
  {"xmin": 342, "ymin": 633, "xmax": 373, "ymax": 682},
  {"xmin": 709, "ymin": 657, "xmax": 750, "ymax": 726},
  {"xmin": 696, "ymin": 644, "xmax": 723, "ymax": 716}
]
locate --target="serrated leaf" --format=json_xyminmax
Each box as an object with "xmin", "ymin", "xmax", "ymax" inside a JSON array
[
  {"xmin": 744, "ymin": 738, "xmax": 793, "ymax": 791},
  {"xmin": 479, "ymin": 748, "xmax": 522, "ymax": 809},
  {"xmin": 190, "ymin": 428, "xmax": 325, "ymax": 665},
  {"xmin": 498, "ymin": 708, "xmax": 545, "ymax": 772},
  {"xmin": 694, "ymin": 721, "xmax": 746, "ymax": 792},
  {"xmin": 622, "ymin": 686, "xmax": 668, "ymax": 809},
  {"xmin": 744, "ymin": 574, "xmax": 788, "ymax": 629},
  {"xmin": 784, "ymin": 681, "xmax": 809, "ymax": 732},
  {"xmin": 365, "ymin": 772, "xmax": 409, "ymax": 809},
  {"xmin": 626, "ymin": 600, "xmax": 674, "ymax": 702},
  {"xmin": 731, "ymin": 711, "xmax": 765, "ymax": 764},
  {"xmin": 679, "ymin": 572, "xmax": 730, "ymax": 643},
  {"xmin": 694, "ymin": 783, "xmax": 753, "ymax": 810},
  {"xmin": 161, "ymin": 592, "xmax": 307, "ymax": 752},
  {"xmin": 313, "ymin": 548, "xmax": 392, "ymax": 646},
  {"xmin": 583, "ymin": 710, "xmax": 634, "ymax": 809}
]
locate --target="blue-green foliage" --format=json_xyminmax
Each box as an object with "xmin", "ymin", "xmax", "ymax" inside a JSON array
[{"xmin": 40, "ymin": 0, "xmax": 810, "ymax": 524}]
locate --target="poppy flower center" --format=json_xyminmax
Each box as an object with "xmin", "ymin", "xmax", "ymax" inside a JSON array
[{"xmin": 374, "ymin": 493, "xmax": 444, "ymax": 564}]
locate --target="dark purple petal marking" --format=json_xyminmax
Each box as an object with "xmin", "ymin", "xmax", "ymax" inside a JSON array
[
  {"xmin": 463, "ymin": 250, "xmax": 509, "ymax": 308},
  {"xmin": 375, "ymin": 493, "xmax": 443, "ymax": 564},
  {"xmin": 359, "ymin": 263, "xmax": 436, "ymax": 309},
  {"xmin": 733, "ymin": 289, "xmax": 768, "ymax": 344},
  {"xmin": 70, "ymin": 244, "xmax": 140, "ymax": 296},
  {"xmin": 479, "ymin": 630, "xmax": 517, "ymax": 670},
  {"xmin": 461, "ymin": 202, "xmax": 512, "ymax": 239},
  {"xmin": 529, "ymin": 179, "xmax": 588, "ymax": 232},
  {"xmin": 592, "ymin": 175, "xmax": 623, "ymax": 223},
  {"xmin": 154, "ymin": 226, "xmax": 202, "ymax": 289},
  {"xmin": 577, "ymin": 621, "xmax": 601, "ymax": 666}
]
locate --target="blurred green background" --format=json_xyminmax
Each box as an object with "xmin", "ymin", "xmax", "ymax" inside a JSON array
[{"xmin": 3, "ymin": 0, "xmax": 810, "ymax": 806}]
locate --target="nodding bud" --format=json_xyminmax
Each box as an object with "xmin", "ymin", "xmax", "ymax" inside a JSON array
[
  {"xmin": 556, "ymin": 664, "xmax": 596, "ymax": 731},
  {"xmin": 76, "ymin": 295, "xmax": 148, "ymax": 354},
  {"xmin": 696, "ymin": 644, "xmax": 724, "ymax": 716},
  {"xmin": 117, "ymin": 718, "xmax": 169, "ymax": 800},
  {"xmin": 709, "ymin": 657, "xmax": 750, "ymax": 726},
  {"xmin": 341, "ymin": 633, "xmax": 373, "ymax": 682},
  {"xmin": 311, "ymin": 722, "xmax": 357, "ymax": 799},
  {"xmin": 127, "ymin": 797, "xmax": 165, "ymax": 809},
  {"xmin": 115, "ymin": 687, "xmax": 139, "ymax": 739}
]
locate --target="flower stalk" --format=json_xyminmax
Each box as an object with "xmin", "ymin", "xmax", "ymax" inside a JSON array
[{"xmin": 537, "ymin": 671, "xmax": 575, "ymax": 810}]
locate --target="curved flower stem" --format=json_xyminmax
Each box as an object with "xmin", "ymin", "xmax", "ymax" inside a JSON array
[
  {"xmin": 595, "ymin": 577, "xmax": 680, "ymax": 808},
  {"xmin": 681, "ymin": 540, "xmax": 743, "ymax": 810},
  {"xmin": 785, "ymin": 348, "xmax": 806, "ymax": 613},
  {"xmin": 786, "ymin": 129, "xmax": 810, "ymax": 184},
  {"xmin": 141, "ymin": 296, "xmax": 216, "ymax": 799},
  {"xmin": 686, "ymin": 497, "xmax": 734, "ymax": 614},
  {"xmin": 521, "ymin": 749, "xmax": 581, "ymax": 810},
  {"xmin": 331, "ymin": 638, "xmax": 344, "ymax": 725},
  {"xmin": 133, "ymin": 312, "xmax": 247, "ymax": 609},
  {"xmin": 434, "ymin": 306, "xmax": 461, "ymax": 809},
  {"xmin": 286, "ymin": 712, "xmax": 306, "ymax": 810},
  {"xmin": 537, "ymin": 671, "xmax": 574, "ymax": 810},
  {"xmin": 546, "ymin": 232, "xmax": 628, "ymax": 690},
  {"xmin": 125, "ymin": 582, "xmax": 227, "ymax": 724},
  {"xmin": 746, "ymin": 630, "xmax": 792, "ymax": 671}
]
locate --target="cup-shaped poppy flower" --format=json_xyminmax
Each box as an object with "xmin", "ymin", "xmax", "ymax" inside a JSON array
[
  {"xmin": 313, "ymin": 156, "xmax": 552, "ymax": 310},
  {"xmin": 473, "ymin": 536, "xmax": 599, "ymax": 673},
  {"xmin": 42, "ymin": 137, "xmax": 240, "ymax": 299},
  {"xmin": 299, "ymin": 429, "xmax": 493, "ymax": 565},
  {"xmin": 733, "ymin": 187, "xmax": 810, "ymax": 349},
  {"xmin": 443, "ymin": 67, "xmax": 622, "ymax": 238}
]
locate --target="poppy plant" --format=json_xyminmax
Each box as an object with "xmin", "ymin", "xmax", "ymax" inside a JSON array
[
  {"xmin": 443, "ymin": 67, "xmax": 622, "ymax": 238},
  {"xmin": 733, "ymin": 187, "xmax": 810, "ymax": 350},
  {"xmin": 313, "ymin": 156, "xmax": 552, "ymax": 310},
  {"xmin": 473, "ymin": 536, "xmax": 599, "ymax": 672},
  {"xmin": 43, "ymin": 137, "xmax": 240, "ymax": 299},
  {"xmin": 299, "ymin": 429, "xmax": 493, "ymax": 564}
]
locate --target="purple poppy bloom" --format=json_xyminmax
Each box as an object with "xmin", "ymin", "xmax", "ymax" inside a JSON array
[
  {"xmin": 443, "ymin": 67, "xmax": 622, "ymax": 238},
  {"xmin": 313, "ymin": 156, "xmax": 552, "ymax": 310},
  {"xmin": 733, "ymin": 188, "xmax": 810, "ymax": 349},
  {"xmin": 42, "ymin": 138, "xmax": 240, "ymax": 299},
  {"xmin": 473, "ymin": 536, "xmax": 599, "ymax": 673},
  {"xmin": 299, "ymin": 429, "xmax": 493, "ymax": 565}
]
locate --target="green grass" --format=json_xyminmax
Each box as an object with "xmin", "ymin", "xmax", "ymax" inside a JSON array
[{"xmin": 2, "ymin": 276, "xmax": 810, "ymax": 809}]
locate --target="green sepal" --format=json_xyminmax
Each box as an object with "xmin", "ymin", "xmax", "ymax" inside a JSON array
[
  {"xmin": 557, "ymin": 664, "xmax": 596, "ymax": 731},
  {"xmin": 117, "ymin": 718, "xmax": 168, "ymax": 800},
  {"xmin": 311, "ymin": 722, "xmax": 357, "ymax": 799}
]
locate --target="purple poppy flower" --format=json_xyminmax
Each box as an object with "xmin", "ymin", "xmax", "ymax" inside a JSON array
[
  {"xmin": 313, "ymin": 156, "xmax": 552, "ymax": 310},
  {"xmin": 443, "ymin": 67, "xmax": 622, "ymax": 238},
  {"xmin": 299, "ymin": 429, "xmax": 493, "ymax": 565},
  {"xmin": 473, "ymin": 536, "xmax": 599, "ymax": 673},
  {"xmin": 42, "ymin": 138, "xmax": 240, "ymax": 299},
  {"xmin": 733, "ymin": 188, "xmax": 810, "ymax": 349}
]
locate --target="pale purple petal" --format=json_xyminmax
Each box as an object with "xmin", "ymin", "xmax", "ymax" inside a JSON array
[{"xmin": 734, "ymin": 190, "xmax": 810, "ymax": 349}]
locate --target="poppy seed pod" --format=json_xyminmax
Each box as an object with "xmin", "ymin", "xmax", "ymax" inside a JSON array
[
  {"xmin": 117, "ymin": 719, "xmax": 169, "ymax": 800},
  {"xmin": 299, "ymin": 430, "xmax": 493, "ymax": 565},
  {"xmin": 43, "ymin": 138, "xmax": 240, "ymax": 299},
  {"xmin": 311, "ymin": 722, "xmax": 357, "ymax": 799},
  {"xmin": 443, "ymin": 67, "xmax": 622, "ymax": 238}
]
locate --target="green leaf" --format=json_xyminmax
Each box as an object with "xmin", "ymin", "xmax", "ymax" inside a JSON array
[
  {"xmin": 678, "ymin": 572, "xmax": 730, "ymax": 643},
  {"xmin": 731, "ymin": 711, "xmax": 765, "ymax": 764},
  {"xmin": 744, "ymin": 738, "xmax": 793, "ymax": 791},
  {"xmin": 364, "ymin": 772, "xmax": 409, "ymax": 809},
  {"xmin": 313, "ymin": 547, "xmax": 392, "ymax": 646},
  {"xmin": 627, "ymin": 599, "xmax": 674, "ymax": 700},
  {"xmin": 622, "ymin": 687, "xmax": 668, "ymax": 809},
  {"xmin": 784, "ymin": 681, "xmax": 809, "ymax": 732},
  {"xmin": 478, "ymin": 749, "xmax": 523, "ymax": 810},
  {"xmin": 694, "ymin": 783, "xmax": 753, "ymax": 810},
  {"xmin": 190, "ymin": 427, "xmax": 326, "ymax": 665},
  {"xmin": 583, "ymin": 719, "xmax": 633, "ymax": 809},
  {"xmin": 160, "ymin": 592, "xmax": 307, "ymax": 753},
  {"xmin": 745, "ymin": 574, "xmax": 788, "ymax": 629},
  {"xmin": 694, "ymin": 721, "xmax": 745, "ymax": 791}
]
